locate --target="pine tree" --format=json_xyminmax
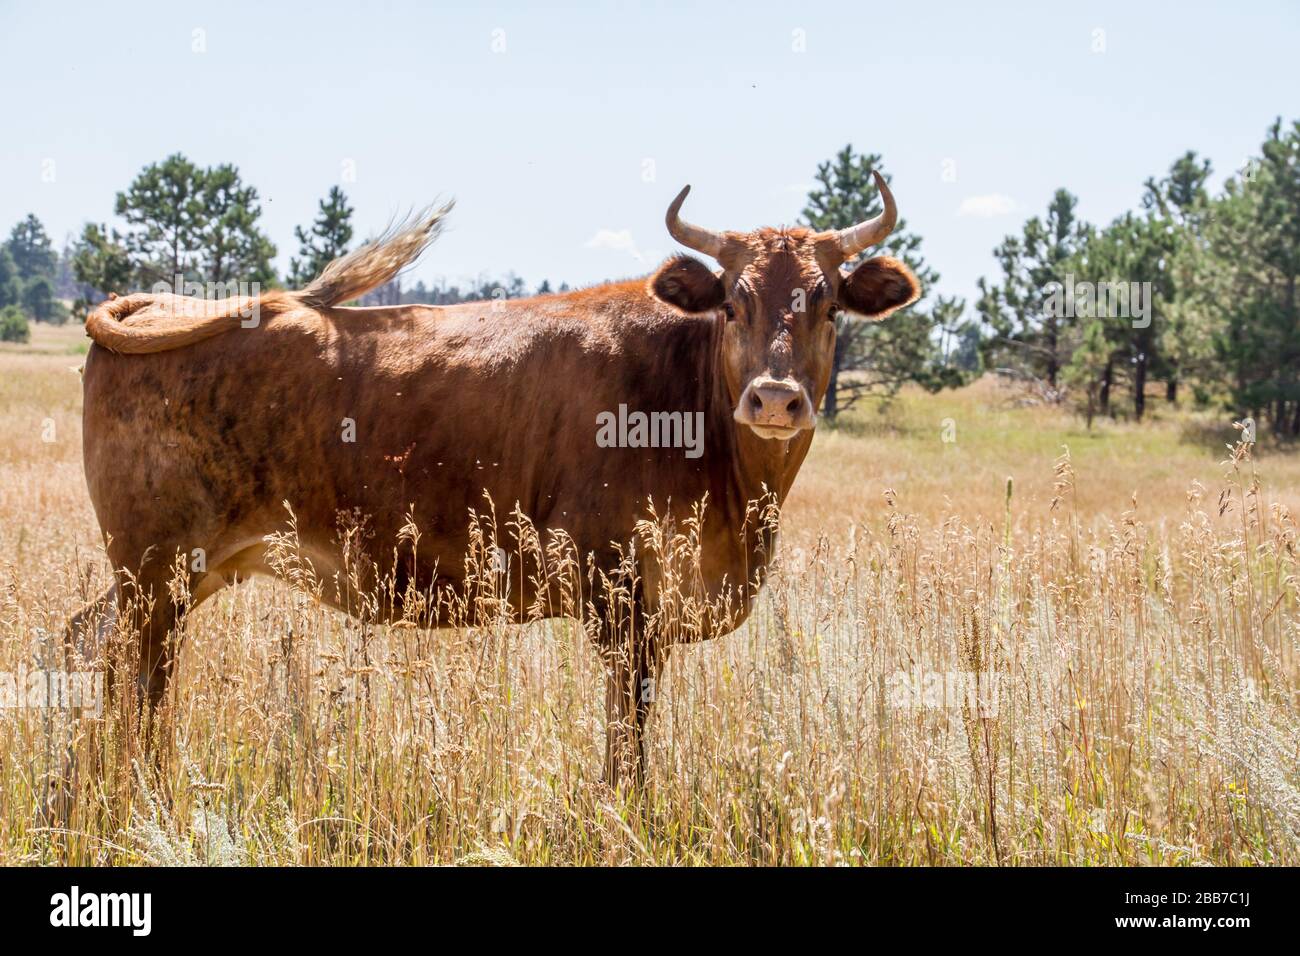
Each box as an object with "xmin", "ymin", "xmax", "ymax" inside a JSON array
[
  {"xmin": 20, "ymin": 277, "xmax": 57, "ymax": 323},
  {"xmin": 115, "ymin": 154, "xmax": 276, "ymax": 290},
  {"xmin": 1184, "ymin": 120, "xmax": 1300, "ymax": 434},
  {"xmin": 977, "ymin": 190, "xmax": 1089, "ymax": 394},
  {"xmin": 196, "ymin": 164, "xmax": 277, "ymax": 286},
  {"xmin": 115, "ymin": 153, "xmax": 206, "ymax": 286},
  {"xmin": 1144, "ymin": 151, "xmax": 1212, "ymax": 406},
  {"xmin": 931, "ymin": 295, "xmax": 980, "ymax": 378},
  {"xmin": 801, "ymin": 145, "xmax": 942, "ymax": 419},
  {"xmin": 70, "ymin": 223, "xmax": 133, "ymax": 318},
  {"xmin": 1063, "ymin": 318, "xmax": 1111, "ymax": 428},
  {"xmin": 289, "ymin": 187, "xmax": 354, "ymax": 287},
  {"xmin": 0, "ymin": 247, "xmax": 19, "ymax": 310},
  {"xmin": 1060, "ymin": 217, "xmax": 1124, "ymax": 416},
  {"xmin": 6, "ymin": 214, "xmax": 57, "ymax": 281}
]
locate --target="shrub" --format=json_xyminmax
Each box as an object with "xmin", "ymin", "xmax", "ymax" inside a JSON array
[{"xmin": 0, "ymin": 304, "xmax": 30, "ymax": 343}]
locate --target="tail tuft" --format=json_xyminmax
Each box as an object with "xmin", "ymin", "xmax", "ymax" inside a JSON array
[{"xmin": 296, "ymin": 201, "xmax": 454, "ymax": 310}]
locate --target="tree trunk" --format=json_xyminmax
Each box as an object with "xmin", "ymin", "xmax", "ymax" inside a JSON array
[
  {"xmin": 1100, "ymin": 360, "xmax": 1113, "ymax": 416},
  {"xmin": 1166, "ymin": 378, "xmax": 1178, "ymax": 404},
  {"xmin": 823, "ymin": 331, "xmax": 848, "ymax": 421},
  {"xmin": 1045, "ymin": 315, "xmax": 1059, "ymax": 389},
  {"xmin": 1134, "ymin": 353, "xmax": 1147, "ymax": 421},
  {"xmin": 824, "ymin": 361, "xmax": 839, "ymax": 421}
]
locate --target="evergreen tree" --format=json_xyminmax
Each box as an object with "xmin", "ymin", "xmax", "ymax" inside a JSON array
[
  {"xmin": 931, "ymin": 295, "xmax": 980, "ymax": 377},
  {"xmin": 70, "ymin": 223, "xmax": 133, "ymax": 319},
  {"xmin": 971, "ymin": 121, "xmax": 1300, "ymax": 430},
  {"xmin": 197, "ymin": 164, "xmax": 278, "ymax": 286},
  {"xmin": 977, "ymin": 190, "xmax": 1090, "ymax": 393},
  {"xmin": 1182, "ymin": 120, "xmax": 1300, "ymax": 434},
  {"xmin": 6, "ymin": 214, "xmax": 57, "ymax": 281},
  {"xmin": 801, "ymin": 145, "xmax": 944, "ymax": 418},
  {"xmin": 114, "ymin": 153, "xmax": 206, "ymax": 286},
  {"xmin": 55, "ymin": 242, "xmax": 81, "ymax": 300},
  {"xmin": 0, "ymin": 247, "xmax": 19, "ymax": 310},
  {"xmin": 1063, "ymin": 318, "xmax": 1111, "ymax": 428},
  {"xmin": 1059, "ymin": 217, "xmax": 1124, "ymax": 417},
  {"xmin": 20, "ymin": 276, "xmax": 58, "ymax": 323},
  {"xmin": 1143, "ymin": 151, "xmax": 1212, "ymax": 224},
  {"xmin": 1144, "ymin": 151, "xmax": 1213, "ymax": 406},
  {"xmin": 115, "ymin": 154, "xmax": 276, "ymax": 290},
  {"xmin": 289, "ymin": 186, "xmax": 354, "ymax": 287}
]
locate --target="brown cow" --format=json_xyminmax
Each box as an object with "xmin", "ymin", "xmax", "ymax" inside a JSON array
[{"xmin": 72, "ymin": 174, "xmax": 919, "ymax": 785}]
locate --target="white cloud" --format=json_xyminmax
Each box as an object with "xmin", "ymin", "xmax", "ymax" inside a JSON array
[
  {"xmin": 585, "ymin": 228, "xmax": 643, "ymax": 261},
  {"xmin": 957, "ymin": 193, "xmax": 1017, "ymax": 218}
]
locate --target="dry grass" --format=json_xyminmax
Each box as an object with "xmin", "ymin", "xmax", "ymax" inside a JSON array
[{"xmin": 1, "ymin": 325, "xmax": 1297, "ymax": 865}]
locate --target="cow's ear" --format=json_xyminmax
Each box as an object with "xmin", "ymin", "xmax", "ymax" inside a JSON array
[
  {"xmin": 649, "ymin": 255, "xmax": 726, "ymax": 314},
  {"xmin": 838, "ymin": 256, "xmax": 921, "ymax": 319}
]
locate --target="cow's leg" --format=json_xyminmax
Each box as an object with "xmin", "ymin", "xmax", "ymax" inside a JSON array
[
  {"xmin": 82, "ymin": 544, "xmax": 242, "ymax": 720},
  {"xmin": 45, "ymin": 583, "xmax": 119, "ymax": 828},
  {"xmin": 51, "ymin": 561, "xmax": 229, "ymax": 821},
  {"xmin": 65, "ymin": 581, "xmax": 119, "ymax": 668},
  {"xmin": 84, "ymin": 559, "xmax": 192, "ymax": 731},
  {"xmin": 602, "ymin": 634, "xmax": 667, "ymax": 790},
  {"xmin": 124, "ymin": 566, "xmax": 211, "ymax": 717},
  {"xmin": 65, "ymin": 571, "xmax": 204, "ymax": 707},
  {"xmin": 122, "ymin": 547, "xmax": 243, "ymax": 702}
]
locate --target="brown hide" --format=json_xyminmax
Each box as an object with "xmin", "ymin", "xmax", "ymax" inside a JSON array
[
  {"xmin": 76, "ymin": 190, "xmax": 918, "ymax": 785},
  {"xmin": 82, "ymin": 284, "xmax": 808, "ymax": 626}
]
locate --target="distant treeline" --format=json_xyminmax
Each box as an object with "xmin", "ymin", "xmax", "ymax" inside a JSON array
[
  {"xmin": 6, "ymin": 121, "xmax": 1298, "ymax": 435},
  {"xmin": 0, "ymin": 214, "xmax": 77, "ymax": 341},
  {"xmin": 3, "ymin": 146, "xmax": 980, "ymax": 421},
  {"xmin": 977, "ymin": 118, "xmax": 1300, "ymax": 435},
  {"xmin": 0, "ymin": 162, "xmax": 561, "ymax": 346}
]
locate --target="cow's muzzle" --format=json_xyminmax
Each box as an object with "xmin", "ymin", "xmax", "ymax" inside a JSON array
[{"xmin": 733, "ymin": 377, "xmax": 816, "ymax": 439}]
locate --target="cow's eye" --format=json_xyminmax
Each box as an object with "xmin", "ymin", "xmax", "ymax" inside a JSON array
[{"xmin": 721, "ymin": 302, "xmax": 736, "ymax": 321}]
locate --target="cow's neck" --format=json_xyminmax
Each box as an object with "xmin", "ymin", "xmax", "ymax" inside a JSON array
[{"xmin": 723, "ymin": 418, "xmax": 807, "ymax": 506}]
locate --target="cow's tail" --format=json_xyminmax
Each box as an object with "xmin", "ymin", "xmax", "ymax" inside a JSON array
[
  {"xmin": 296, "ymin": 200, "xmax": 454, "ymax": 310},
  {"xmin": 84, "ymin": 292, "xmax": 289, "ymax": 355},
  {"xmin": 84, "ymin": 200, "xmax": 453, "ymax": 355}
]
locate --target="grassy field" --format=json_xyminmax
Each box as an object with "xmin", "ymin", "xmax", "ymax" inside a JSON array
[{"xmin": 1, "ymin": 322, "xmax": 1297, "ymax": 865}]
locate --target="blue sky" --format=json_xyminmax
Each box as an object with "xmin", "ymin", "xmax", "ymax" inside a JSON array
[{"xmin": 2, "ymin": 0, "xmax": 1297, "ymax": 305}]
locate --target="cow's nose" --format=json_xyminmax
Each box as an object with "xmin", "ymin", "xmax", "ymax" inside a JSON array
[
  {"xmin": 735, "ymin": 378, "xmax": 815, "ymax": 434},
  {"xmin": 751, "ymin": 382, "xmax": 804, "ymax": 424}
]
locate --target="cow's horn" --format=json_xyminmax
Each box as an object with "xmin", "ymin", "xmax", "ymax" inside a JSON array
[
  {"xmin": 666, "ymin": 186, "xmax": 726, "ymax": 259},
  {"xmin": 835, "ymin": 170, "xmax": 897, "ymax": 258}
]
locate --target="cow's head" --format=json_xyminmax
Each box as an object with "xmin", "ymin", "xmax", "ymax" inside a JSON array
[{"xmin": 649, "ymin": 172, "xmax": 920, "ymax": 440}]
